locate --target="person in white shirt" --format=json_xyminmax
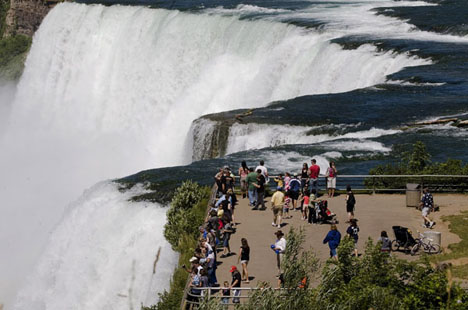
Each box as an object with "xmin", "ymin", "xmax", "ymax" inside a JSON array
[
  {"xmin": 272, "ymin": 230, "xmax": 286, "ymax": 272},
  {"xmin": 255, "ymin": 160, "xmax": 269, "ymax": 182}
]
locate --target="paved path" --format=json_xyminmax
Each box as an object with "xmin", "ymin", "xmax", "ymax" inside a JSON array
[{"xmin": 214, "ymin": 193, "xmax": 467, "ymax": 288}]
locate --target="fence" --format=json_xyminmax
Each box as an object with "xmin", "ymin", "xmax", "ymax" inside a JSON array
[{"xmin": 246, "ymin": 174, "xmax": 468, "ymax": 194}]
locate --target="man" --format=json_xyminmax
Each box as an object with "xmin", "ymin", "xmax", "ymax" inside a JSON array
[
  {"xmin": 288, "ymin": 174, "xmax": 301, "ymax": 210},
  {"xmin": 246, "ymin": 167, "xmax": 257, "ymax": 206},
  {"xmin": 255, "ymin": 160, "xmax": 269, "ymax": 182},
  {"xmin": 308, "ymin": 159, "xmax": 320, "ymax": 193},
  {"xmin": 420, "ymin": 187, "xmax": 435, "ymax": 228},
  {"xmin": 230, "ymin": 265, "xmax": 242, "ymax": 303},
  {"xmin": 271, "ymin": 186, "xmax": 285, "ymax": 228},
  {"xmin": 272, "ymin": 230, "xmax": 286, "ymax": 272},
  {"xmin": 253, "ymin": 169, "xmax": 266, "ymax": 210}
]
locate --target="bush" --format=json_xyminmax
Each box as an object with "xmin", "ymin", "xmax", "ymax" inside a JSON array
[{"xmin": 164, "ymin": 180, "xmax": 209, "ymax": 250}]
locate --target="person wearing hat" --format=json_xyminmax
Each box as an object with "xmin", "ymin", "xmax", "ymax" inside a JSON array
[
  {"xmin": 272, "ymin": 230, "xmax": 286, "ymax": 272},
  {"xmin": 271, "ymin": 186, "xmax": 285, "ymax": 228},
  {"xmin": 229, "ymin": 265, "xmax": 242, "ymax": 303}
]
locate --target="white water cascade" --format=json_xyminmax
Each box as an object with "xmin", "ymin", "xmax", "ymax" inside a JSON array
[{"xmin": 0, "ymin": 2, "xmax": 431, "ymax": 309}]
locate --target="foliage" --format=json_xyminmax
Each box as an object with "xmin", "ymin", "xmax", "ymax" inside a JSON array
[
  {"xmin": 365, "ymin": 141, "xmax": 468, "ymax": 190},
  {"xmin": 0, "ymin": 34, "xmax": 31, "ymax": 80},
  {"xmin": 317, "ymin": 238, "xmax": 467, "ymax": 310},
  {"xmin": 164, "ymin": 180, "xmax": 209, "ymax": 250},
  {"xmin": 0, "ymin": 0, "xmax": 8, "ymax": 38},
  {"xmin": 0, "ymin": 1, "xmax": 32, "ymax": 80},
  {"xmin": 143, "ymin": 181, "xmax": 210, "ymax": 310}
]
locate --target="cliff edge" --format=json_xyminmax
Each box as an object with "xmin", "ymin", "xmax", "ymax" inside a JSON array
[{"xmin": 3, "ymin": 0, "xmax": 59, "ymax": 38}]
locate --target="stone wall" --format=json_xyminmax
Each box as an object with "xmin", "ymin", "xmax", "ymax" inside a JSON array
[{"xmin": 4, "ymin": 0, "xmax": 58, "ymax": 37}]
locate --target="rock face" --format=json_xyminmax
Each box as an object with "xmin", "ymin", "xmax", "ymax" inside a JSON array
[{"xmin": 4, "ymin": 0, "xmax": 57, "ymax": 37}]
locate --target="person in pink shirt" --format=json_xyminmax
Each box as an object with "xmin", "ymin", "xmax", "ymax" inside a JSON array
[{"xmin": 308, "ymin": 159, "xmax": 320, "ymax": 193}]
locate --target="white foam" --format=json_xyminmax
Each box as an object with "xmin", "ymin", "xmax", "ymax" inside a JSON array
[
  {"xmin": 207, "ymin": 1, "xmax": 468, "ymax": 42},
  {"xmin": 225, "ymin": 123, "xmax": 399, "ymax": 154},
  {"xmin": 13, "ymin": 181, "xmax": 177, "ymax": 310}
]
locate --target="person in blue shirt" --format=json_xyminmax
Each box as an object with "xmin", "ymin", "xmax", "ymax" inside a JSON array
[
  {"xmin": 323, "ymin": 224, "xmax": 341, "ymax": 259},
  {"xmin": 288, "ymin": 174, "xmax": 301, "ymax": 210}
]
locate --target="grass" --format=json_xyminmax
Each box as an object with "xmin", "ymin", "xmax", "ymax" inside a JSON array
[{"xmin": 432, "ymin": 210, "xmax": 468, "ymax": 279}]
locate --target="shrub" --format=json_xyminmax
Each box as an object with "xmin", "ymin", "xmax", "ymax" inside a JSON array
[{"xmin": 163, "ymin": 180, "xmax": 208, "ymax": 250}]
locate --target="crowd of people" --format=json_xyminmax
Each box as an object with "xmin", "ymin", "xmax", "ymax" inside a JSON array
[{"xmin": 184, "ymin": 160, "xmax": 437, "ymax": 307}]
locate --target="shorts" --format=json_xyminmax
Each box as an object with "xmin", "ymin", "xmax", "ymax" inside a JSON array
[
  {"xmin": 289, "ymin": 190, "xmax": 299, "ymax": 200},
  {"xmin": 273, "ymin": 205, "xmax": 283, "ymax": 216},
  {"xmin": 330, "ymin": 247, "xmax": 337, "ymax": 257},
  {"xmin": 327, "ymin": 177, "xmax": 336, "ymax": 189},
  {"xmin": 241, "ymin": 260, "xmax": 249, "ymax": 264},
  {"xmin": 422, "ymin": 207, "xmax": 430, "ymax": 217},
  {"xmin": 223, "ymin": 237, "xmax": 230, "ymax": 247},
  {"xmin": 346, "ymin": 204, "xmax": 354, "ymax": 213}
]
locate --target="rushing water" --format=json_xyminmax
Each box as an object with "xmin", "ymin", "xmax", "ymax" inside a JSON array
[{"xmin": 0, "ymin": 0, "xmax": 467, "ymax": 308}]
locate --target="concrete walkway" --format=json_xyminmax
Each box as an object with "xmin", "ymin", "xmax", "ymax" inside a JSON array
[{"xmin": 214, "ymin": 193, "xmax": 467, "ymax": 288}]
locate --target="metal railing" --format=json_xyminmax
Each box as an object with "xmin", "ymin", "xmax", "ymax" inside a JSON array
[
  {"xmin": 231, "ymin": 174, "xmax": 468, "ymax": 194},
  {"xmin": 184, "ymin": 286, "xmax": 293, "ymax": 308}
]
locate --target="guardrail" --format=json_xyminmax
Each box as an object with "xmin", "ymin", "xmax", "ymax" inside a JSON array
[
  {"xmin": 184, "ymin": 286, "xmax": 293, "ymax": 308},
  {"xmin": 234, "ymin": 174, "xmax": 468, "ymax": 194}
]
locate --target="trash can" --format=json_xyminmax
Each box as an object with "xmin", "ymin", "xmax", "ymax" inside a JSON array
[
  {"xmin": 424, "ymin": 231, "xmax": 441, "ymax": 246},
  {"xmin": 406, "ymin": 183, "xmax": 420, "ymax": 207}
]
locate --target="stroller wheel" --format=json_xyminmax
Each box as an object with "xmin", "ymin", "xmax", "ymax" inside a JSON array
[{"xmin": 391, "ymin": 240, "xmax": 400, "ymax": 252}]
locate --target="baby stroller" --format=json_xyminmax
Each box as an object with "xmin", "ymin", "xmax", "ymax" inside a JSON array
[
  {"xmin": 315, "ymin": 200, "xmax": 337, "ymax": 224},
  {"xmin": 391, "ymin": 226, "xmax": 417, "ymax": 253}
]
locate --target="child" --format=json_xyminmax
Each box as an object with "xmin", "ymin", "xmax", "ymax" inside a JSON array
[
  {"xmin": 221, "ymin": 281, "xmax": 230, "ymax": 308},
  {"xmin": 300, "ymin": 190, "xmax": 310, "ymax": 220},
  {"xmin": 283, "ymin": 195, "xmax": 291, "ymax": 219},
  {"xmin": 274, "ymin": 173, "xmax": 284, "ymax": 190},
  {"xmin": 346, "ymin": 219, "xmax": 360, "ymax": 257},
  {"xmin": 379, "ymin": 230, "xmax": 391, "ymax": 253}
]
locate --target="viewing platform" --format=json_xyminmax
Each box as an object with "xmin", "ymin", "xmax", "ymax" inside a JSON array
[{"xmin": 181, "ymin": 176, "xmax": 467, "ymax": 308}]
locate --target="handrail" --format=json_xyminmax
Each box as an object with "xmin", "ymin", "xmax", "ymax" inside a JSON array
[
  {"xmin": 184, "ymin": 286, "xmax": 297, "ymax": 307},
  {"xmin": 233, "ymin": 174, "xmax": 468, "ymax": 178}
]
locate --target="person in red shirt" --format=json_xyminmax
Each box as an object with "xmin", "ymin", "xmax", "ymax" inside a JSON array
[{"xmin": 308, "ymin": 159, "xmax": 320, "ymax": 194}]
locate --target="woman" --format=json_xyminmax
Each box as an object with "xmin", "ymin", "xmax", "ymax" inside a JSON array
[
  {"xmin": 345, "ymin": 185, "xmax": 356, "ymax": 222},
  {"xmin": 300, "ymin": 163, "xmax": 309, "ymax": 193},
  {"xmin": 238, "ymin": 238, "xmax": 250, "ymax": 283},
  {"xmin": 238, "ymin": 161, "xmax": 249, "ymax": 199},
  {"xmin": 326, "ymin": 162, "xmax": 337, "ymax": 198}
]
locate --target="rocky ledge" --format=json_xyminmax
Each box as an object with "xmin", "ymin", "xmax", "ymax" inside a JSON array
[{"xmin": 4, "ymin": 0, "xmax": 62, "ymax": 37}]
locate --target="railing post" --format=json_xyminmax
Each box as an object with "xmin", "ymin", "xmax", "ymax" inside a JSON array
[{"xmin": 372, "ymin": 176, "xmax": 376, "ymax": 195}]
